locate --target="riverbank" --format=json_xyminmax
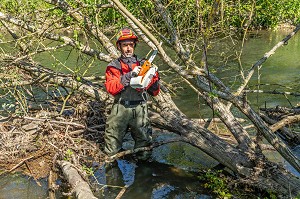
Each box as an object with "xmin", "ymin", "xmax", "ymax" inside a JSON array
[{"xmin": 0, "ymin": 92, "xmax": 277, "ymax": 198}]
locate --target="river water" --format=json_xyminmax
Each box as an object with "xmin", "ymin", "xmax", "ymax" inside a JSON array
[
  {"xmin": 1, "ymin": 29, "xmax": 300, "ymax": 198},
  {"xmin": 172, "ymin": 29, "xmax": 300, "ymax": 118}
]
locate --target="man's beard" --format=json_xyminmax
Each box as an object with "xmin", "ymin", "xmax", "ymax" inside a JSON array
[{"xmin": 123, "ymin": 52, "xmax": 133, "ymax": 57}]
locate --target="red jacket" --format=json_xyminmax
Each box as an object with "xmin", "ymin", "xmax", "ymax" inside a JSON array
[{"xmin": 105, "ymin": 56, "xmax": 160, "ymax": 97}]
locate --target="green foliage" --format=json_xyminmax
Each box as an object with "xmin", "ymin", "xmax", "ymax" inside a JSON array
[
  {"xmin": 198, "ymin": 169, "xmax": 232, "ymax": 198},
  {"xmin": 294, "ymin": 193, "xmax": 300, "ymax": 199},
  {"xmin": 1, "ymin": 0, "xmax": 47, "ymax": 14},
  {"xmin": 261, "ymin": 0, "xmax": 300, "ymax": 27},
  {"xmin": 82, "ymin": 165, "xmax": 94, "ymax": 176},
  {"xmin": 64, "ymin": 149, "xmax": 74, "ymax": 161},
  {"xmin": 266, "ymin": 192, "xmax": 277, "ymax": 199},
  {"xmin": 1, "ymin": 0, "xmax": 299, "ymax": 37},
  {"xmin": 257, "ymin": 191, "xmax": 277, "ymax": 199},
  {"xmin": 1, "ymin": 103, "xmax": 15, "ymax": 113},
  {"xmin": 1, "ymin": 0, "xmax": 20, "ymax": 13},
  {"xmin": 208, "ymin": 91, "xmax": 218, "ymax": 99}
]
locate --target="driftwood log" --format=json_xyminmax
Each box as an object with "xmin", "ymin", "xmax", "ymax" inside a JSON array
[{"xmin": 57, "ymin": 160, "xmax": 97, "ymax": 199}]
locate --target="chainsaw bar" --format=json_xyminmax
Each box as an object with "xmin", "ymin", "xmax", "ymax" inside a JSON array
[{"xmin": 147, "ymin": 49, "xmax": 158, "ymax": 63}]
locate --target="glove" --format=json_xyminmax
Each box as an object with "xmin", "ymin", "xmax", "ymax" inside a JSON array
[
  {"xmin": 121, "ymin": 66, "xmax": 141, "ymax": 86},
  {"xmin": 131, "ymin": 66, "xmax": 141, "ymax": 77}
]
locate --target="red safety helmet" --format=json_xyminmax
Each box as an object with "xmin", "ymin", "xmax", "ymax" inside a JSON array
[{"xmin": 116, "ymin": 28, "xmax": 138, "ymax": 46}]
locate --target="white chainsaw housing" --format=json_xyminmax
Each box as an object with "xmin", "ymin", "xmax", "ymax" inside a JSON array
[{"xmin": 130, "ymin": 66, "xmax": 158, "ymax": 89}]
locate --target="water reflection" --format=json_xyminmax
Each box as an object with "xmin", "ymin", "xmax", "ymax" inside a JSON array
[
  {"xmin": 0, "ymin": 174, "xmax": 48, "ymax": 199},
  {"xmin": 285, "ymin": 146, "xmax": 300, "ymax": 177},
  {"xmin": 93, "ymin": 159, "xmax": 212, "ymax": 199},
  {"xmin": 116, "ymin": 160, "xmax": 137, "ymax": 186}
]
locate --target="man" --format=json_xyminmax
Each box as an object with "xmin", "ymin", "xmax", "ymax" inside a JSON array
[{"xmin": 104, "ymin": 28, "xmax": 160, "ymax": 161}]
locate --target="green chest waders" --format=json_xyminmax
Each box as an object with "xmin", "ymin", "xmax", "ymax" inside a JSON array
[{"xmin": 104, "ymin": 89, "xmax": 152, "ymax": 160}]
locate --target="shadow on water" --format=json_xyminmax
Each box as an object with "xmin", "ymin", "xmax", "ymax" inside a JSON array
[
  {"xmin": 0, "ymin": 160, "xmax": 212, "ymax": 199},
  {"xmin": 90, "ymin": 131, "xmax": 216, "ymax": 198},
  {"xmin": 92, "ymin": 160, "xmax": 212, "ymax": 199}
]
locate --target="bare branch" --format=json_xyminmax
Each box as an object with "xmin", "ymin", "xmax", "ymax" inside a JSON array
[
  {"xmin": 44, "ymin": 0, "xmax": 119, "ymax": 58},
  {"xmin": 235, "ymin": 24, "xmax": 300, "ymax": 96},
  {"xmin": 110, "ymin": 0, "xmax": 203, "ymax": 77},
  {"xmin": 244, "ymin": 89, "xmax": 300, "ymax": 97},
  {"xmin": 0, "ymin": 11, "xmax": 112, "ymax": 62},
  {"xmin": 270, "ymin": 115, "xmax": 300, "ymax": 132},
  {"xmin": 151, "ymin": 0, "xmax": 194, "ymax": 66}
]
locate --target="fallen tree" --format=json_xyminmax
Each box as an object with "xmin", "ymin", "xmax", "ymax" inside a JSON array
[{"xmin": 1, "ymin": 0, "xmax": 300, "ymax": 197}]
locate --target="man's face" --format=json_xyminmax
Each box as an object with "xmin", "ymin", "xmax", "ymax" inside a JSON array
[{"xmin": 119, "ymin": 39, "xmax": 135, "ymax": 57}]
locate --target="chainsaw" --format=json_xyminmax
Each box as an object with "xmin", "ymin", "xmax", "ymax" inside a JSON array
[{"xmin": 130, "ymin": 49, "xmax": 158, "ymax": 89}]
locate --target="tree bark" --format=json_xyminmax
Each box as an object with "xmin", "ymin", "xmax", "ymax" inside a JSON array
[
  {"xmin": 57, "ymin": 160, "xmax": 97, "ymax": 199},
  {"xmin": 260, "ymin": 113, "xmax": 300, "ymax": 145}
]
